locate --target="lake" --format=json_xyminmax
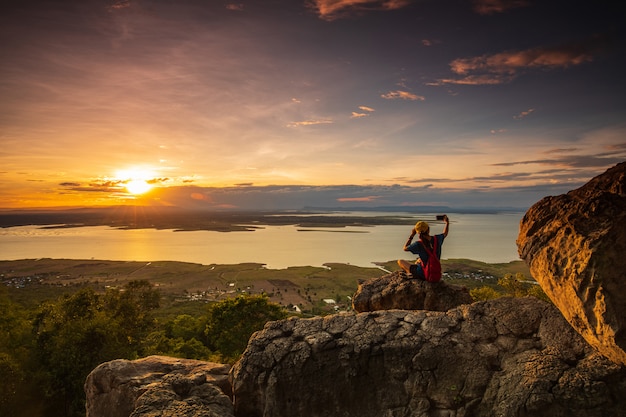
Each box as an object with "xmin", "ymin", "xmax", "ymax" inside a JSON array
[{"xmin": 0, "ymin": 212, "xmax": 524, "ymax": 269}]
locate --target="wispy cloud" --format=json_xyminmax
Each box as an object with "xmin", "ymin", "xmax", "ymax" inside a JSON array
[
  {"xmin": 491, "ymin": 154, "xmax": 626, "ymax": 169},
  {"xmin": 226, "ymin": 3, "xmax": 244, "ymax": 11},
  {"xmin": 109, "ymin": 0, "xmax": 132, "ymax": 10},
  {"xmin": 544, "ymin": 148, "xmax": 579, "ymax": 154},
  {"xmin": 472, "ymin": 0, "xmax": 530, "ymax": 15},
  {"xmin": 60, "ymin": 180, "xmax": 124, "ymax": 193},
  {"xmin": 381, "ymin": 90, "xmax": 425, "ymax": 101},
  {"xmin": 312, "ymin": 0, "xmax": 528, "ymax": 20},
  {"xmin": 311, "ymin": 0, "xmax": 412, "ymax": 21},
  {"xmin": 287, "ymin": 119, "xmax": 334, "ymax": 127},
  {"xmin": 513, "ymin": 108, "xmax": 534, "ymax": 120},
  {"xmin": 434, "ymin": 35, "xmax": 611, "ymax": 86},
  {"xmin": 396, "ymin": 167, "xmax": 607, "ymax": 188},
  {"xmin": 59, "ymin": 176, "xmax": 170, "ymax": 193},
  {"xmin": 606, "ymin": 143, "xmax": 626, "ymax": 151},
  {"xmin": 351, "ymin": 105, "xmax": 375, "ymax": 118},
  {"xmin": 336, "ymin": 196, "xmax": 381, "ymax": 202}
]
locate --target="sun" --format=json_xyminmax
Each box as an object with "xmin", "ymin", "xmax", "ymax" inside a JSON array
[
  {"xmin": 116, "ymin": 168, "xmax": 156, "ymax": 195},
  {"xmin": 126, "ymin": 179, "xmax": 152, "ymax": 195}
]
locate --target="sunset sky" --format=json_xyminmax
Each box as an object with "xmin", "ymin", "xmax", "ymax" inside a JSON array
[{"xmin": 1, "ymin": 0, "xmax": 625, "ymax": 210}]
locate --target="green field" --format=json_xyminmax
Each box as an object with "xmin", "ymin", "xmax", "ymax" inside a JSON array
[{"xmin": 1, "ymin": 258, "xmax": 531, "ymax": 314}]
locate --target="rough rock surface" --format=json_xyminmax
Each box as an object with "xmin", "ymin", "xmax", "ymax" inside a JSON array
[
  {"xmin": 84, "ymin": 355, "xmax": 233, "ymax": 417},
  {"xmin": 517, "ymin": 162, "xmax": 626, "ymax": 365},
  {"xmin": 230, "ymin": 297, "xmax": 626, "ymax": 417},
  {"xmin": 352, "ymin": 270, "xmax": 473, "ymax": 313}
]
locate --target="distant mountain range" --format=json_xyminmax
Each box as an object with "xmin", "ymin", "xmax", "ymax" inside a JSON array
[{"xmin": 303, "ymin": 206, "xmax": 527, "ymax": 214}]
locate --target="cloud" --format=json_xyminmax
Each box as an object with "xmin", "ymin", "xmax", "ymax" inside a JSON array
[
  {"xmin": 491, "ymin": 154, "xmax": 626, "ymax": 169},
  {"xmin": 351, "ymin": 105, "xmax": 375, "ymax": 118},
  {"xmin": 607, "ymin": 143, "xmax": 626, "ymax": 151},
  {"xmin": 225, "ymin": 4, "xmax": 244, "ymax": 11},
  {"xmin": 472, "ymin": 0, "xmax": 530, "ymax": 15},
  {"xmin": 58, "ymin": 176, "xmax": 170, "ymax": 194},
  {"xmin": 436, "ymin": 35, "xmax": 611, "ymax": 85},
  {"xmin": 336, "ymin": 196, "xmax": 381, "ymax": 202},
  {"xmin": 311, "ymin": 0, "xmax": 412, "ymax": 21},
  {"xmin": 381, "ymin": 90, "xmax": 425, "ymax": 101},
  {"xmin": 109, "ymin": 0, "xmax": 132, "ymax": 10},
  {"xmin": 59, "ymin": 180, "xmax": 123, "ymax": 192},
  {"xmin": 287, "ymin": 119, "xmax": 334, "ymax": 127},
  {"xmin": 429, "ymin": 75, "xmax": 510, "ymax": 86},
  {"xmin": 544, "ymin": 148, "xmax": 579, "ymax": 154},
  {"xmin": 138, "ymin": 180, "xmax": 590, "ymax": 211},
  {"xmin": 513, "ymin": 108, "xmax": 534, "ymax": 120},
  {"xmin": 147, "ymin": 177, "xmax": 170, "ymax": 185}
]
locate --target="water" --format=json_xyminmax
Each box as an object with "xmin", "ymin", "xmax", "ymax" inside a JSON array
[{"xmin": 0, "ymin": 212, "xmax": 524, "ymax": 269}]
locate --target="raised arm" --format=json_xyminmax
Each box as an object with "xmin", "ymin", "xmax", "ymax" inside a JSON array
[
  {"xmin": 403, "ymin": 229, "xmax": 416, "ymax": 251},
  {"xmin": 443, "ymin": 215, "xmax": 450, "ymax": 237}
]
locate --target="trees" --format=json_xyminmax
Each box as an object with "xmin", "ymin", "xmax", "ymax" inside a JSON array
[
  {"xmin": 0, "ymin": 286, "xmax": 43, "ymax": 417},
  {"xmin": 141, "ymin": 295, "xmax": 288, "ymax": 363},
  {"xmin": 3, "ymin": 281, "xmax": 287, "ymax": 416},
  {"xmin": 143, "ymin": 314, "xmax": 213, "ymax": 361},
  {"xmin": 204, "ymin": 295, "xmax": 287, "ymax": 361},
  {"xmin": 33, "ymin": 281, "xmax": 161, "ymax": 417},
  {"xmin": 498, "ymin": 273, "xmax": 550, "ymax": 302},
  {"xmin": 469, "ymin": 273, "xmax": 550, "ymax": 302}
]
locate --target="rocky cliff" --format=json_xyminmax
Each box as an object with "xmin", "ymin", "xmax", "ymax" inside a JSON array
[
  {"xmin": 230, "ymin": 297, "xmax": 626, "ymax": 417},
  {"xmin": 352, "ymin": 270, "xmax": 472, "ymax": 312},
  {"xmin": 517, "ymin": 161, "xmax": 626, "ymax": 365},
  {"xmin": 85, "ymin": 356, "xmax": 233, "ymax": 417}
]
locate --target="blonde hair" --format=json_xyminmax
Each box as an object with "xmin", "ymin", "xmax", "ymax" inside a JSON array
[{"xmin": 414, "ymin": 221, "xmax": 429, "ymax": 233}]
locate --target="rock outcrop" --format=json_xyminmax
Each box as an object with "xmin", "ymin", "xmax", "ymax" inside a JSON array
[
  {"xmin": 517, "ymin": 162, "xmax": 626, "ymax": 365},
  {"xmin": 230, "ymin": 297, "xmax": 626, "ymax": 417},
  {"xmin": 84, "ymin": 355, "xmax": 233, "ymax": 417},
  {"xmin": 86, "ymin": 164, "xmax": 626, "ymax": 417},
  {"xmin": 352, "ymin": 270, "xmax": 472, "ymax": 313}
]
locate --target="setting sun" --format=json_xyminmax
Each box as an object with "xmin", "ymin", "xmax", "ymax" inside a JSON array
[
  {"xmin": 115, "ymin": 168, "xmax": 156, "ymax": 195},
  {"xmin": 125, "ymin": 179, "xmax": 152, "ymax": 195}
]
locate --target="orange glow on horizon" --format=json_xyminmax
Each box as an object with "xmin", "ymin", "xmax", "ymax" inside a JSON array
[{"xmin": 115, "ymin": 167, "xmax": 158, "ymax": 195}]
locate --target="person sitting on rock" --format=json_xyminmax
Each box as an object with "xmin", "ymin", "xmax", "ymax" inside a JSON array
[{"xmin": 397, "ymin": 215, "xmax": 449, "ymax": 280}]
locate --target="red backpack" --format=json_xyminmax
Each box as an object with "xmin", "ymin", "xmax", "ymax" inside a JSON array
[{"xmin": 420, "ymin": 235, "xmax": 442, "ymax": 283}]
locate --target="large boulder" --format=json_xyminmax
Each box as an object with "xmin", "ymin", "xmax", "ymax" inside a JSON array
[
  {"xmin": 517, "ymin": 162, "xmax": 626, "ymax": 365},
  {"xmin": 84, "ymin": 355, "xmax": 233, "ymax": 417},
  {"xmin": 352, "ymin": 270, "xmax": 472, "ymax": 312},
  {"xmin": 230, "ymin": 297, "xmax": 626, "ymax": 417}
]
